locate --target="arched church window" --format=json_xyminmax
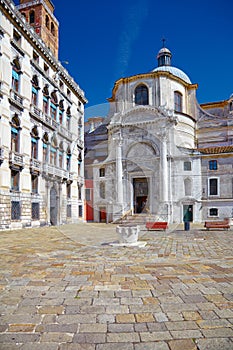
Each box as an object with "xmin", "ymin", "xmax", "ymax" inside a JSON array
[
  {"xmin": 174, "ymin": 91, "xmax": 183, "ymax": 112},
  {"xmin": 135, "ymin": 84, "xmax": 149, "ymax": 105}
]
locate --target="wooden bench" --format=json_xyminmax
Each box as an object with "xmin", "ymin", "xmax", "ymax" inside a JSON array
[
  {"xmin": 146, "ymin": 222, "xmax": 168, "ymax": 231},
  {"xmin": 204, "ymin": 218, "xmax": 230, "ymax": 230}
]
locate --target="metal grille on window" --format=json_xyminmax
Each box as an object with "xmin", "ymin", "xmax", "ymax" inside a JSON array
[
  {"xmin": 11, "ymin": 201, "xmax": 20, "ymax": 220},
  {"xmin": 32, "ymin": 203, "xmax": 39, "ymax": 220}
]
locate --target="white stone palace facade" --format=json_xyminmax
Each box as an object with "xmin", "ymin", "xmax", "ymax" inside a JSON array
[
  {"xmin": 87, "ymin": 47, "xmax": 233, "ymax": 224},
  {"xmin": 0, "ymin": 0, "xmax": 87, "ymax": 230}
]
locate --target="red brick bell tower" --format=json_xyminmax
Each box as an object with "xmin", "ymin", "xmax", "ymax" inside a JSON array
[{"xmin": 17, "ymin": 0, "xmax": 59, "ymax": 58}]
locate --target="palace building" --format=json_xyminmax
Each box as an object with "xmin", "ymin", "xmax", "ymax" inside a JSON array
[
  {"xmin": 85, "ymin": 47, "xmax": 233, "ymax": 224},
  {"xmin": 0, "ymin": 0, "xmax": 87, "ymax": 230}
]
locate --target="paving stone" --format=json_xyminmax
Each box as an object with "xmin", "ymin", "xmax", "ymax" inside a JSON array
[
  {"xmin": 170, "ymin": 330, "xmax": 203, "ymax": 339},
  {"xmin": 182, "ymin": 311, "xmax": 201, "ymax": 320},
  {"xmin": 154, "ymin": 312, "xmax": 168, "ymax": 322},
  {"xmin": 97, "ymin": 314, "xmax": 115, "ymax": 323},
  {"xmin": 37, "ymin": 306, "xmax": 64, "ymax": 315},
  {"xmin": 107, "ymin": 332, "xmax": 140, "ymax": 342},
  {"xmin": 96, "ymin": 343, "xmax": 134, "ymax": 350},
  {"xmin": 147, "ymin": 322, "xmax": 167, "ymax": 332},
  {"xmin": 134, "ymin": 342, "xmax": 170, "ymax": 350},
  {"xmin": 57, "ymin": 314, "xmax": 96, "ymax": 324},
  {"xmin": 116, "ymin": 314, "xmax": 135, "ymax": 323},
  {"xmin": 168, "ymin": 339, "xmax": 197, "ymax": 350},
  {"xmin": 8, "ymin": 324, "xmax": 36, "ymax": 332},
  {"xmin": 40, "ymin": 332, "xmax": 73, "ymax": 342},
  {"xmin": 73, "ymin": 333, "xmax": 106, "ymax": 343},
  {"xmin": 35, "ymin": 323, "xmax": 78, "ymax": 332},
  {"xmin": 0, "ymin": 333, "xmax": 40, "ymax": 343},
  {"xmin": 108, "ymin": 323, "xmax": 134, "ymax": 332},
  {"xmin": 140, "ymin": 331, "xmax": 172, "ymax": 341},
  {"xmin": 59, "ymin": 345, "xmax": 95, "ymax": 350},
  {"xmin": 79, "ymin": 323, "xmax": 107, "ymax": 333},
  {"xmin": 20, "ymin": 343, "xmax": 59, "ymax": 350},
  {"xmin": 201, "ymin": 328, "xmax": 233, "ymax": 337},
  {"xmin": 135, "ymin": 313, "xmax": 155, "ymax": 322},
  {"xmin": 197, "ymin": 319, "xmax": 231, "ymax": 329},
  {"xmin": 165, "ymin": 321, "xmax": 199, "ymax": 330},
  {"xmin": 196, "ymin": 338, "xmax": 233, "ymax": 350}
]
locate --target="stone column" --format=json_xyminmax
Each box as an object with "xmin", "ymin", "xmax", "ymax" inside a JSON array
[
  {"xmin": 161, "ymin": 137, "xmax": 168, "ymax": 202},
  {"xmin": 116, "ymin": 138, "xmax": 123, "ymax": 205}
]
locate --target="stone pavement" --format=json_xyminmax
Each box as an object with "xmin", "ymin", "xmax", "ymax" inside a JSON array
[{"xmin": 0, "ymin": 223, "xmax": 233, "ymax": 350}]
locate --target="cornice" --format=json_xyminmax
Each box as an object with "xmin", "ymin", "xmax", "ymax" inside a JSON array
[
  {"xmin": 108, "ymin": 71, "xmax": 198, "ymax": 102},
  {"xmin": 201, "ymin": 100, "xmax": 229, "ymax": 109},
  {"xmin": 0, "ymin": 0, "xmax": 87, "ymax": 104}
]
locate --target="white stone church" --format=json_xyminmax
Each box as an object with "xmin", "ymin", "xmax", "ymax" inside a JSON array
[{"xmin": 86, "ymin": 47, "xmax": 233, "ymax": 224}]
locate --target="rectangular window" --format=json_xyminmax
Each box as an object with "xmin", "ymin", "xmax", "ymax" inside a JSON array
[
  {"xmin": 99, "ymin": 168, "xmax": 105, "ymax": 177},
  {"xmin": 32, "ymin": 203, "xmax": 40, "ymax": 220},
  {"xmin": 31, "ymin": 174, "xmax": 38, "ymax": 194},
  {"xmin": 12, "ymin": 70, "xmax": 19, "ymax": 92},
  {"xmin": 184, "ymin": 161, "xmax": 191, "ymax": 171},
  {"xmin": 43, "ymin": 96, "xmax": 49, "ymax": 115},
  {"xmin": 43, "ymin": 143, "xmax": 47, "ymax": 162},
  {"xmin": 209, "ymin": 208, "xmax": 218, "ymax": 216},
  {"xmin": 11, "ymin": 170, "xmax": 20, "ymax": 191},
  {"xmin": 31, "ymin": 86, "xmax": 38, "ymax": 105},
  {"xmin": 50, "ymin": 147, "xmax": 56, "ymax": 165},
  {"xmin": 31, "ymin": 138, "xmax": 38, "ymax": 159},
  {"xmin": 11, "ymin": 128, "xmax": 19, "ymax": 153},
  {"xmin": 67, "ymin": 183, "xmax": 71, "ymax": 198},
  {"xmin": 78, "ymin": 185, "xmax": 82, "ymax": 200},
  {"xmin": 209, "ymin": 160, "xmax": 217, "ymax": 170},
  {"xmin": 67, "ymin": 204, "xmax": 71, "ymax": 218},
  {"xmin": 11, "ymin": 201, "xmax": 20, "ymax": 220},
  {"xmin": 79, "ymin": 205, "xmax": 83, "ymax": 217},
  {"xmin": 174, "ymin": 91, "xmax": 182, "ymax": 112},
  {"xmin": 50, "ymin": 103, "xmax": 57, "ymax": 119},
  {"xmin": 85, "ymin": 188, "xmax": 91, "ymax": 201},
  {"xmin": 209, "ymin": 178, "xmax": 218, "ymax": 196},
  {"xmin": 13, "ymin": 29, "xmax": 21, "ymax": 44}
]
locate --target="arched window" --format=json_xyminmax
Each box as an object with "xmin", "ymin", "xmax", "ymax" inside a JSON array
[
  {"xmin": 135, "ymin": 84, "xmax": 149, "ymax": 105},
  {"xmin": 66, "ymin": 106, "xmax": 71, "ymax": 130},
  {"xmin": 174, "ymin": 91, "xmax": 183, "ymax": 112},
  {"xmin": 184, "ymin": 178, "xmax": 192, "ymax": 196},
  {"xmin": 31, "ymin": 75, "xmax": 39, "ymax": 106},
  {"xmin": 59, "ymin": 142, "xmax": 63, "ymax": 168},
  {"xmin": 51, "ymin": 22, "xmax": 55, "ymax": 36},
  {"xmin": 42, "ymin": 85, "xmax": 49, "ymax": 115},
  {"xmin": 45, "ymin": 15, "xmax": 49, "ymax": 29},
  {"xmin": 50, "ymin": 91, "xmax": 58, "ymax": 120},
  {"xmin": 50, "ymin": 137, "xmax": 57, "ymax": 165},
  {"xmin": 31, "ymin": 126, "xmax": 39, "ymax": 159},
  {"xmin": 42, "ymin": 133, "xmax": 49, "ymax": 162},
  {"xmin": 59, "ymin": 100, "xmax": 64, "ymax": 124},
  {"xmin": 66, "ymin": 147, "xmax": 71, "ymax": 171},
  {"xmin": 11, "ymin": 114, "xmax": 20, "ymax": 153},
  {"xmin": 29, "ymin": 10, "xmax": 35, "ymax": 24},
  {"xmin": 12, "ymin": 58, "xmax": 21, "ymax": 92}
]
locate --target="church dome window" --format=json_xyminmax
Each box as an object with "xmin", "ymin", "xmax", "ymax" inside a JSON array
[
  {"xmin": 174, "ymin": 91, "xmax": 183, "ymax": 112},
  {"xmin": 135, "ymin": 84, "xmax": 149, "ymax": 105}
]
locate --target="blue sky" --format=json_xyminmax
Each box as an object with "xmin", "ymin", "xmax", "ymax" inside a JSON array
[{"xmin": 16, "ymin": 0, "xmax": 233, "ymax": 118}]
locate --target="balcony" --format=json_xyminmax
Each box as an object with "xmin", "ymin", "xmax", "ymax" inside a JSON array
[
  {"xmin": 9, "ymin": 89, "xmax": 24, "ymax": 111},
  {"xmin": 30, "ymin": 158, "xmax": 41, "ymax": 174},
  {"xmin": 43, "ymin": 163, "xmax": 69, "ymax": 180},
  {"xmin": 59, "ymin": 125, "xmax": 73, "ymax": 140},
  {"xmin": 0, "ymin": 147, "xmax": 4, "ymax": 164},
  {"xmin": 9, "ymin": 151, "xmax": 24, "ymax": 170},
  {"xmin": 30, "ymin": 104, "xmax": 43, "ymax": 120}
]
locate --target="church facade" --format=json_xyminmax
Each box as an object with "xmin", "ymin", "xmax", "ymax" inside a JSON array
[
  {"xmin": 88, "ymin": 47, "xmax": 233, "ymax": 224},
  {"xmin": 0, "ymin": 0, "xmax": 87, "ymax": 230}
]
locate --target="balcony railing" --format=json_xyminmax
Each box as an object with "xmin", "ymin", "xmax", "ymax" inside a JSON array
[
  {"xmin": 9, "ymin": 89, "xmax": 24, "ymax": 109},
  {"xmin": 59, "ymin": 125, "xmax": 73, "ymax": 140},
  {"xmin": 43, "ymin": 163, "xmax": 69, "ymax": 179},
  {"xmin": 30, "ymin": 104, "xmax": 42, "ymax": 119},
  {"xmin": 30, "ymin": 158, "xmax": 41, "ymax": 173},
  {"xmin": 9, "ymin": 151, "xmax": 24, "ymax": 169}
]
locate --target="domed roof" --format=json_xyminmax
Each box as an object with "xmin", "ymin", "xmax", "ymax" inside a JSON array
[
  {"xmin": 152, "ymin": 65, "xmax": 192, "ymax": 84},
  {"xmin": 153, "ymin": 46, "xmax": 192, "ymax": 84}
]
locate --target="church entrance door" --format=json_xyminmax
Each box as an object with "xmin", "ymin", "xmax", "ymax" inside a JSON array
[{"xmin": 133, "ymin": 178, "xmax": 148, "ymax": 214}]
